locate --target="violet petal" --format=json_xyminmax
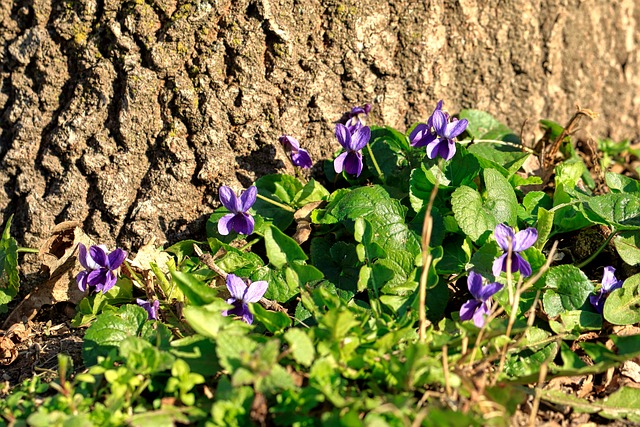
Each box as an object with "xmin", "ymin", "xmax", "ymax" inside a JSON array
[
  {"xmin": 478, "ymin": 282, "xmax": 504, "ymax": 302},
  {"xmin": 494, "ymin": 224, "xmax": 515, "ymax": 251},
  {"xmin": 219, "ymin": 186, "xmax": 240, "ymax": 213},
  {"xmin": 217, "ymin": 214, "xmax": 235, "ymax": 236},
  {"xmin": 467, "ymin": 271, "xmax": 484, "ymax": 300},
  {"xmin": 226, "ymin": 274, "xmax": 248, "ymax": 300},
  {"xmin": 107, "ymin": 248, "xmax": 127, "ymax": 270},
  {"xmin": 335, "ymin": 123, "xmax": 351, "ymax": 150},
  {"xmin": 513, "ymin": 228, "xmax": 538, "ymax": 252},
  {"xmin": 460, "ymin": 299, "xmax": 481, "ymax": 321},
  {"xmin": 343, "ymin": 152, "xmax": 363, "ymax": 177},
  {"xmin": 244, "ymin": 280, "xmax": 268, "ymax": 303},
  {"xmin": 240, "ymin": 186, "xmax": 257, "ymax": 212},
  {"xmin": 350, "ymin": 126, "xmax": 371, "ymax": 151}
]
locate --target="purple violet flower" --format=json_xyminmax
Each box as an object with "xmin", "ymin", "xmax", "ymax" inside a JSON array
[
  {"xmin": 590, "ymin": 266, "xmax": 623, "ymax": 314},
  {"xmin": 410, "ymin": 100, "xmax": 444, "ymax": 148},
  {"xmin": 222, "ymin": 274, "xmax": 268, "ymax": 324},
  {"xmin": 460, "ymin": 271, "xmax": 503, "ymax": 327},
  {"xmin": 76, "ymin": 243, "xmax": 127, "ymax": 294},
  {"xmin": 334, "ymin": 123, "xmax": 371, "ymax": 177},
  {"xmin": 279, "ymin": 135, "xmax": 313, "ymax": 168},
  {"xmin": 425, "ymin": 110, "xmax": 468, "ymax": 161},
  {"xmin": 218, "ymin": 185, "xmax": 257, "ymax": 236},
  {"xmin": 492, "ymin": 224, "xmax": 538, "ymax": 278},
  {"xmin": 136, "ymin": 298, "xmax": 160, "ymax": 320},
  {"xmin": 346, "ymin": 104, "xmax": 371, "ymax": 134}
]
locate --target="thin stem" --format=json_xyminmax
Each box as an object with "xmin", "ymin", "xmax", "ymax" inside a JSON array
[
  {"xmin": 239, "ymin": 238, "xmax": 261, "ymax": 252},
  {"xmin": 366, "ymin": 144, "xmax": 384, "ymax": 181},
  {"xmin": 575, "ymin": 229, "xmax": 618, "ymax": 269},
  {"xmin": 418, "ymin": 182, "xmax": 439, "ymax": 342},
  {"xmin": 294, "ymin": 167, "xmax": 307, "ymax": 184},
  {"xmin": 256, "ymin": 193, "xmax": 296, "ymax": 212},
  {"xmin": 17, "ymin": 247, "xmax": 39, "ymax": 254}
]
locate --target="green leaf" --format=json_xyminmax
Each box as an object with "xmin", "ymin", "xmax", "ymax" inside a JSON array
[
  {"xmin": 552, "ymin": 160, "xmax": 593, "ymax": 232},
  {"xmin": 365, "ymin": 127, "xmax": 411, "ymax": 189},
  {"xmin": 252, "ymin": 266, "xmax": 297, "ymax": 303},
  {"xmin": 614, "ymin": 231, "xmax": 640, "ymax": 266},
  {"xmin": 253, "ymin": 174, "xmax": 302, "ymax": 230},
  {"xmin": 504, "ymin": 327, "xmax": 559, "ymax": 378},
  {"xmin": 468, "ymin": 241, "xmax": 501, "ymax": 280},
  {"xmin": 549, "ymin": 310, "xmax": 603, "ymax": 335},
  {"xmin": 542, "ymin": 265, "xmax": 594, "ymax": 318},
  {"xmin": 523, "ymin": 191, "xmax": 553, "ymax": 216},
  {"xmin": 451, "ymin": 186, "xmax": 496, "ymax": 243},
  {"xmin": 331, "ymin": 186, "xmax": 421, "ymax": 256},
  {"xmin": 458, "ymin": 109, "xmax": 520, "ymax": 143},
  {"xmin": 264, "ymin": 224, "xmax": 307, "ymax": 269},
  {"xmin": 534, "ymin": 207, "xmax": 554, "ymax": 250},
  {"xmin": 170, "ymin": 335, "xmax": 220, "ymax": 376},
  {"xmin": 216, "ymin": 330, "xmax": 258, "ymax": 372},
  {"xmin": 293, "ymin": 179, "xmax": 330, "ymax": 206},
  {"xmin": 83, "ymin": 305, "xmax": 150, "ymax": 366},
  {"xmin": 183, "ymin": 301, "xmax": 249, "ymax": 339},
  {"xmin": 541, "ymin": 387, "xmax": 640, "ymax": 422},
  {"xmin": 285, "ymin": 262, "xmax": 324, "ymax": 291},
  {"xmin": 171, "ymin": 271, "xmax": 219, "ymax": 306},
  {"xmin": 446, "ymin": 150, "xmax": 481, "ymax": 187},
  {"xmin": 585, "ymin": 193, "xmax": 640, "ymax": 230},
  {"xmin": 438, "ymin": 235, "xmax": 472, "ymax": 275},
  {"xmin": 250, "ymin": 303, "xmax": 291, "ymax": 333},
  {"xmin": 605, "ymin": 172, "xmax": 640, "ymax": 193},
  {"xmin": 284, "ymin": 328, "xmax": 315, "ymax": 367},
  {"xmin": 0, "ymin": 215, "xmax": 19, "ymax": 313},
  {"xmin": 468, "ymin": 144, "xmax": 528, "ymax": 175},
  {"xmin": 603, "ymin": 272, "xmax": 640, "ymax": 325},
  {"xmin": 484, "ymin": 168, "xmax": 518, "ymax": 226}
]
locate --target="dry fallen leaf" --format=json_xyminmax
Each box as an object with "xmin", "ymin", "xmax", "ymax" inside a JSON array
[
  {"xmin": 2, "ymin": 222, "xmax": 94, "ymax": 328},
  {"xmin": 0, "ymin": 323, "xmax": 32, "ymax": 365}
]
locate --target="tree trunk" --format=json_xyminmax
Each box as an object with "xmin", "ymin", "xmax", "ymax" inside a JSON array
[{"xmin": 1, "ymin": 0, "xmax": 639, "ymax": 255}]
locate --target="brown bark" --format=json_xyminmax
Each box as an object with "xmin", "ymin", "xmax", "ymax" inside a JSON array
[{"xmin": 1, "ymin": 0, "xmax": 638, "ymax": 258}]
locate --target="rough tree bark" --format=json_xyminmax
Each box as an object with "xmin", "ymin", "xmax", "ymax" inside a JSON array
[{"xmin": 1, "ymin": 0, "xmax": 639, "ymax": 259}]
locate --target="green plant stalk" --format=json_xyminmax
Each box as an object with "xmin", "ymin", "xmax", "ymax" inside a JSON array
[
  {"xmin": 366, "ymin": 144, "xmax": 384, "ymax": 181},
  {"xmin": 239, "ymin": 238, "xmax": 261, "ymax": 252},
  {"xmin": 17, "ymin": 247, "xmax": 39, "ymax": 254},
  {"xmin": 493, "ymin": 241, "xmax": 558, "ymax": 384},
  {"xmin": 256, "ymin": 193, "xmax": 296, "ymax": 212},
  {"xmin": 418, "ymin": 182, "xmax": 439, "ymax": 342},
  {"xmin": 575, "ymin": 229, "xmax": 618, "ymax": 269},
  {"xmin": 294, "ymin": 167, "xmax": 307, "ymax": 184}
]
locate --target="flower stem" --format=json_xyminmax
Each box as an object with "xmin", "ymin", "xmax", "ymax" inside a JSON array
[
  {"xmin": 239, "ymin": 238, "xmax": 260, "ymax": 252},
  {"xmin": 256, "ymin": 193, "xmax": 296, "ymax": 212},
  {"xmin": 575, "ymin": 229, "xmax": 618, "ymax": 269},
  {"xmin": 366, "ymin": 144, "xmax": 384, "ymax": 181},
  {"xmin": 17, "ymin": 247, "xmax": 39, "ymax": 254},
  {"xmin": 418, "ymin": 182, "xmax": 439, "ymax": 342},
  {"xmin": 294, "ymin": 168, "xmax": 307, "ymax": 184}
]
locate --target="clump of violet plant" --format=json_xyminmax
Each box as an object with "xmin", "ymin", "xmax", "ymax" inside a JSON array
[
  {"xmin": 333, "ymin": 123, "xmax": 371, "ymax": 177},
  {"xmin": 279, "ymin": 135, "xmax": 312, "ymax": 168},
  {"xmin": 218, "ymin": 185, "xmax": 257, "ymax": 236},
  {"xmin": 410, "ymin": 100, "xmax": 468, "ymax": 160},
  {"xmin": 76, "ymin": 243, "xmax": 127, "ymax": 294},
  {"xmin": 460, "ymin": 271, "xmax": 503, "ymax": 327},
  {"xmin": 492, "ymin": 223, "xmax": 538, "ymax": 277},
  {"xmin": 222, "ymin": 273, "xmax": 268, "ymax": 324}
]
